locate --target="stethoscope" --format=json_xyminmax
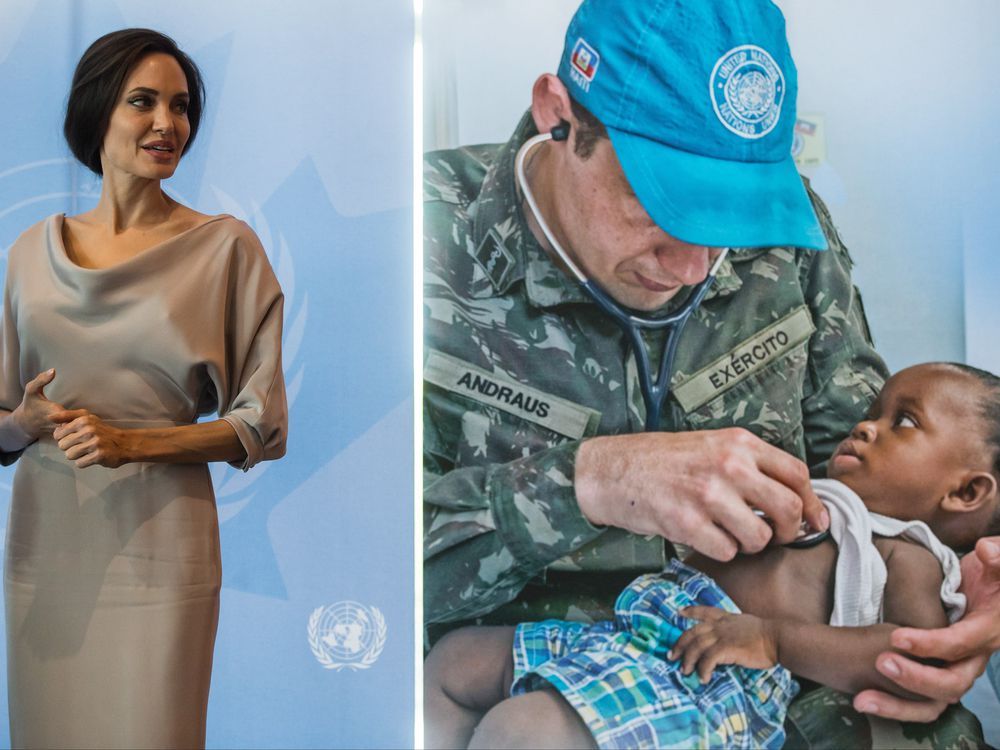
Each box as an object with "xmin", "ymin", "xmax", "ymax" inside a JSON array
[
  {"xmin": 515, "ymin": 130, "xmax": 829, "ymax": 549},
  {"xmin": 515, "ymin": 130, "xmax": 727, "ymax": 433}
]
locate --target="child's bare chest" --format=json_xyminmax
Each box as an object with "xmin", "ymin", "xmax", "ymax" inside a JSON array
[{"xmin": 686, "ymin": 537, "xmax": 898, "ymax": 623}]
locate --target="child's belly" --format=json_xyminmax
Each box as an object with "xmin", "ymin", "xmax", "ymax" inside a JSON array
[{"xmin": 685, "ymin": 539, "xmax": 839, "ymax": 624}]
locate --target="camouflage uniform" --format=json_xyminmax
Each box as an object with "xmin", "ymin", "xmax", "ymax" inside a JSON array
[{"xmin": 424, "ymin": 114, "xmax": 985, "ymax": 748}]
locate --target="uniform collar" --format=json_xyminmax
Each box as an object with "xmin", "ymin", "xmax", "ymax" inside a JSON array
[
  {"xmin": 468, "ymin": 113, "xmax": 588, "ymax": 307},
  {"xmin": 469, "ymin": 111, "xmax": 760, "ymax": 310}
]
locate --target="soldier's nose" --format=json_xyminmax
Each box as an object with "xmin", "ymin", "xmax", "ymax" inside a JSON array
[{"xmin": 655, "ymin": 245, "xmax": 710, "ymax": 285}]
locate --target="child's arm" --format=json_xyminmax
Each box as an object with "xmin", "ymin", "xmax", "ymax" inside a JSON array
[{"xmin": 672, "ymin": 541, "xmax": 949, "ymax": 697}]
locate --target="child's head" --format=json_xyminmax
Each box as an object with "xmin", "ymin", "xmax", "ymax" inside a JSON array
[{"xmin": 828, "ymin": 362, "xmax": 1000, "ymax": 551}]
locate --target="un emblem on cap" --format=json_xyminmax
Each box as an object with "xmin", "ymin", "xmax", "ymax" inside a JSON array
[
  {"xmin": 710, "ymin": 45, "xmax": 785, "ymax": 140},
  {"xmin": 308, "ymin": 601, "xmax": 387, "ymax": 671}
]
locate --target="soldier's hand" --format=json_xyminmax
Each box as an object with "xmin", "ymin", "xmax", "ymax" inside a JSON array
[
  {"xmin": 854, "ymin": 537, "xmax": 1000, "ymax": 721},
  {"xmin": 574, "ymin": 428, "xmax": 828, "ymax": 560}
]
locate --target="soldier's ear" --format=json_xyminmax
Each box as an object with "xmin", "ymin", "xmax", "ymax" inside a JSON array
[{"xmin": 531, "ymin": 74, "xmax": 573, "ymax": 139}]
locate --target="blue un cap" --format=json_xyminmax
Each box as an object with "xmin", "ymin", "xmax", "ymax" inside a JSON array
[{"xmin": 557, "ymin": 0, "xmax": 828, "ymax": 250}]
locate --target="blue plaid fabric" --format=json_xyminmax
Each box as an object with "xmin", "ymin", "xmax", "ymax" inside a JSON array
[{"xmin": 511, "ymin": 559, "xmax": 799, "ymax": 749}]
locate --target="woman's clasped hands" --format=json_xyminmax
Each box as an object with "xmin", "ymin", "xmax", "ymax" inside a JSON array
[
  {"xmin": 52, "ymin": 409, "xmax": 130, "ymax": 469},
  {"xmin": 14, "ymin": 368, "xmax": 130, "ymax": 469}
]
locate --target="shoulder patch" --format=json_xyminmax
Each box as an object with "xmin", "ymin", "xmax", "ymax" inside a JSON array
[{"xmin": 471, "ymin": 228, "xmax": 515, "ymax": 292}]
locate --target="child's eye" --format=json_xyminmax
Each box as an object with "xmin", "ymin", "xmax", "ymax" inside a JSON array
[{"xmin": 896, "ymin": 413, "xmax": 917, "ymax": 428}]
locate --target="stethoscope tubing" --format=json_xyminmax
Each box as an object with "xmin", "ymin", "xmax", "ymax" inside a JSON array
[
  {"xmin": 515, "ymin": 132, "xmax": 830, "ymax": 547},
  {"xmin": 515, "ymin": 133, "xmax": 727, "ymax": 430}
]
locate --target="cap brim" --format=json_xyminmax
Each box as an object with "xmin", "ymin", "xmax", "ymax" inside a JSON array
[{"xmin": 607, "ymin": 127, "xmax": 829, "ymax": 251}]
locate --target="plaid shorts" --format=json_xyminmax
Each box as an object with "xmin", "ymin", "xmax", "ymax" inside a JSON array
[{"xmin": 511, "ymin": 559, "xmax": 799, "ymax": 749}]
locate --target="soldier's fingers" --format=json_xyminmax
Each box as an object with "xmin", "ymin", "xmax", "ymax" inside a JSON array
[
  {"xmin": 973, "ymin": 537, "xmax": 1000, "ymax": 585},
  {"xmin": 798, "ymin": 482, "xmax": 829, "ymax": 537},
  {"xmin": 876, "ymin": 651, "xmax": 983, "ymax": 705},
  {"xmin": 703, "ymin": 491, "xmax": 773, "ymax": 553},
  {"xmin": 853, "ymin": 689, "xmax": 947, "ymax": 723},
  {"xmin": 744, "ymin": 474, "xmax": 813, "ymax": 546},
  {"xmin": 753, "ymin": 440, "xmax": 828, "ymax": 535},
  {"xmin": 890, "ymin": 619, "xmax": 987, "ymax": 662},
  {"xmin": 683, "ymin": 521, "xmax": 740, "ymax": 562}
]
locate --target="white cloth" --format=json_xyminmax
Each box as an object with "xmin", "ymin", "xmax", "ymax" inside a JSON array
[{"xmin": 812, "ymin": 478, "xmax": 966, "ymax": 626}]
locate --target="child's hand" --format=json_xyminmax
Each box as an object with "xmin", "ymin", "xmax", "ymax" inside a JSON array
[{"xmin": 669, "ymin": 606, "xmax": 779, "ymax": 683}]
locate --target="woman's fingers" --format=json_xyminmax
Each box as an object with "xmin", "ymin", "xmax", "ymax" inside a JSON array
[
  {"xmin": 49, "ymin": 409, "xmax": 90, "ymax": 428},
  {"xmin": 53, "ymin": 413, "xmax": 96, "ymax": 441},
  {"xmin": 24, "ymin": 369, "xmax": 55, "ymax": 397}
]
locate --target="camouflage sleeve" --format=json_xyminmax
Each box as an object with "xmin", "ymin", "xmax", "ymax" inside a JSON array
[
  {"xmin": 798, "ymin": 186, "xmax": 889, "ymax": 471},
  {"xmin": 423, "ymin": 430, "xmax": 604, "ymax": 625}
]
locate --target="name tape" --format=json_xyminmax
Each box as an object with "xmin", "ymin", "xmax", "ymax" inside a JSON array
[
  {"xmin": 424, "ymin": 350, "xmax": 600, "ymax": 440},
  {"xmin": 672, "ymin": 306, "xmax": 815, "ymax": 412}
]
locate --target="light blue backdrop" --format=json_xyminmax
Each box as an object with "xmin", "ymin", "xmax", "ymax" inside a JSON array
[{"xmin": 0, "ymin": 1, "xmax": 413, "ymax": 748}]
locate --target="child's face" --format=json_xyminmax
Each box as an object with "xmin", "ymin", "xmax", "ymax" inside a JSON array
[{"xmin": 828, "ymin": 364, "xmax": 990, "ymax": 521}]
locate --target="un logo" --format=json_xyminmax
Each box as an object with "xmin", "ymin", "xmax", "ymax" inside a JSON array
[
  {"xmin": 308, "ymin": 601, "xmax": 387, "ymax": 671},
  {"xmin": 710, "ymin": 45, "xmax": 785, "ymax": 140}
]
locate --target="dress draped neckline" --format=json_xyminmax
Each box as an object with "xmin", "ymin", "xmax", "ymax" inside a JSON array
[{"xmin": 47, "ymin": 213, "xmax": 231, "ymax": 278}]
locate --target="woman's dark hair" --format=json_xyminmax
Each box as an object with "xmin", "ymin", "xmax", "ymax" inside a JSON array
[{"xmin": 64, "ymin": 28, "xmax": 205, "ymax": 176}]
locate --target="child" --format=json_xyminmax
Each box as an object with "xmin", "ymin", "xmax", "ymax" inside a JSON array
[{"xmin": 424, "ymin": 363, "xmax": 1000, "ymax": 749}]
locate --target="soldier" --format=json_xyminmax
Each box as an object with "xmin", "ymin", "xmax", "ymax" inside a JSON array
[{"xmin": 424, "ymin": 0, "xmax": 1000, "ymax": 746}]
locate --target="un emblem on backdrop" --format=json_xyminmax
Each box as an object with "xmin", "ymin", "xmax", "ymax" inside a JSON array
[
  {"xmin": 710, "ymin": 44, "xmax": 785, "ymax": 140},
  {"xmin": 308, "ymin": 601, "xmax": 387, "ymax": 671}
]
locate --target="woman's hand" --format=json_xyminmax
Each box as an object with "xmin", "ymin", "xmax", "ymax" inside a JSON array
[
  {"xmin": 854, "ymin": 537, "xmax": 1000, "ymax": 721},
  {"xmin": 11, "ymin": 369, "xmax": 64, "ymax": 439},
  {"xmin": 51, "ymin": 409, "xmax": 133, "ymax": 469}
]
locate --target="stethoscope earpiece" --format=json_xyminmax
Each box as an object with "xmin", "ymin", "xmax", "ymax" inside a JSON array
[{"xmin": 550, "ymin": 121, "xmax": 571, "ymax": 142}]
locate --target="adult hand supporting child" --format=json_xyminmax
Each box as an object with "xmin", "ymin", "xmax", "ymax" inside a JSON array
[{"xmin": 855, "ymin": 537, "xmax": 1000, "ymax": 721}]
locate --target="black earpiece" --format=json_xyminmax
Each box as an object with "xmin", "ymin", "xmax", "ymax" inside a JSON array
[{"xmin": 550, "ymin": 120, "xmax": 571, "ymax": 141}]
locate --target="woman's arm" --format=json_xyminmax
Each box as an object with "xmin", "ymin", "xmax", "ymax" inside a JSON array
[{"xmin": 51, "ymin": 409, "xmax": 246, "ymax": 467}]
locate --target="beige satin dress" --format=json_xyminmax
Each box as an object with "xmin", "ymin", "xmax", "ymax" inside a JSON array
[{"xmin": 0, "ymin": 214, "xmax": 287, "ymax": 749}]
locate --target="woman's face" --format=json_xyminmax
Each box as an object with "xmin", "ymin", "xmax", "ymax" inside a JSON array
[{"xmin": 100, "ymin": 52, "xmax": 191, "ymax": 181}]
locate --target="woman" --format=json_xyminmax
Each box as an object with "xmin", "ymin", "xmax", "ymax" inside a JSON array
[{"xmin": 0, "ymin": 29, "xmax": 287, "ymax": 748}]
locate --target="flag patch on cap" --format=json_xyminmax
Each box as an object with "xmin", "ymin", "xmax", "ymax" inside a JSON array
[
  {"xmin": 569, "ymin": 38, "xmax": 600, "ymax": 91},
  {"xmin": 710, "ymin": 45, "xmax": 785, "ymax": 140}
]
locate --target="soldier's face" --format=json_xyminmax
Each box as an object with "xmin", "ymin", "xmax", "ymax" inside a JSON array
[{"xmin": 553, "ymin": 138, "xmax": 715, "ymax": 311}]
